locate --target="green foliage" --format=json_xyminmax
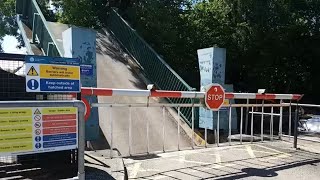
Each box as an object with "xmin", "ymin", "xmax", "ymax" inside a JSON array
[
  {"xmin": 0, "ymin": 0, "xmax": 24, "ymax": 52},
  {"xmin": 45, "ymin": 0, "xmax": 317, "ymax": 99},
  {"xmin": 0, "ymin": 0, "xmax": 17, "ymax": 37},
  {"xmin": 50, "ymin": 0, "xmax": 110, "ymax": 28},
  {"xmin": 6, "ymin": 0, "xmax": 318, "ymax": 101},
  {"xmin": 0, "ymin": 0, "xmax": 15, "ymax": 16},
  {"xmin": 37, "ymin": 0, "xmax": 58, "ymax": 22},
  {"xmin": 121, "ymin": 0, "xmax": 318, "ymax": 98}
]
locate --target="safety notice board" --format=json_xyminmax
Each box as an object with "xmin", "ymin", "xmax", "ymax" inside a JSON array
[
  {"xmin": 0, "ymin": 107, "xmax": 78, "ymax": 155},
  {"xmin": 25, "ymin": 56, "xmax": 80, "ymax": 93}
]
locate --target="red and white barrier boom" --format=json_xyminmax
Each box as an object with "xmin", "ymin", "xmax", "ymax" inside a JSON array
[{"xmin": 80, "ymin": 87, "xmax": 302, "ymax": 100}]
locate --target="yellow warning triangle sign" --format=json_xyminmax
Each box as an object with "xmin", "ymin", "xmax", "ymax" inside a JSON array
[
  {"xmin": 27, "ymin": 66, "xmax": 39, "ymax": 76},
  {"xmin": 34, "ymin": 108, "xmax": 41, "ymax": 115}
]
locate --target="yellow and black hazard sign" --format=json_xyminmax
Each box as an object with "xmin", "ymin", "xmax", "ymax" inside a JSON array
[
  {"xmin": 34, "ymin": 108, "xmax": 41, "ymax": 115},
  {"xmin": 27, "ymin": 66, "xmax": 38, "ymax": 76}
]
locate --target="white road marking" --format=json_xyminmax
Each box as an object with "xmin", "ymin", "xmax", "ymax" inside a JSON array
[
  {"xmin": 204, "ymin": 153, "xmax": 222, "ymax": 163},
  {"xmin": 246, "ymin": 145, "xmax": 256, "ymax": 158},
  {"xmin": 129, "ymin": 162, "xmax": 141, "ymax": 178},
  {"xmin": 139, "ymin": 169, "xmax": 160, "ymax": 172},
  {"xmin": 202, "ymin": 163, "xmax": 237, "ymax": 170},
  {"xmin": 250, "ymin": 144, "xmax": 293, "ymax": 161},
  {"xmin": 254, "ymin": 144, "xmax": 285, "ymax": 154},
  {"xmin": 231, "ymin": 148, "xmax": 279, "ymax": 155},
  {"xmin": 172, "ymin": 158, "xmax": 211, "ymax": 165},
  {"xmin": 152, "ymin": 175, "xmax": 168, "ymax": 179},
  {"xmin": 215, "ymin": 154, "xmax": 221, "ymax": 163}
]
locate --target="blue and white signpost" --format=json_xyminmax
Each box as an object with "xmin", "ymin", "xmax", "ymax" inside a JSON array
[
  {"xmin": 197, "ymin": 47, "xmax": 237, "ymax": 131},
  {"xmin": 62, "ymin": 26, "xmax": 99, "ymax": 141}
]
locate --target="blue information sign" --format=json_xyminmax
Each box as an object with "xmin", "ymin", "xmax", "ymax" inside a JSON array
[
  {"xmin": 25, "ymin": 55, "xmax": 80, "ymax": 66},
  {"xmin": 27, "ymin": 79, "xmax": 39, "ymax": 90},
  {"xmin": 35, "ymin": 143, "xmax": 42, "ymax": 149},
  {"xmin": 35, "ymin": 136, "xmax": 41, "ymax": 142},
  {"xmin": 39, "ymin": 79, "xmax": 80, "ymax": 92},
  {"xmin": 80, "ymin": 64, "xmax": 93, "ymax": 76},
  {"xmin": 43, "ymin": 139, "xmax": 77, "ymax": 148},
  {"xmin": 43, "ymin": 133, "xmax": 77, "ymax": 142}
]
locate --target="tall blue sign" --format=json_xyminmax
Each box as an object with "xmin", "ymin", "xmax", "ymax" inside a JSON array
[
  {"xmin": 62, "ymin": 27, "xmax": 99, "ymax": 141},
  {"xmin": 197, "ymin": 47, "xmax": 237, "ymax": 131}
]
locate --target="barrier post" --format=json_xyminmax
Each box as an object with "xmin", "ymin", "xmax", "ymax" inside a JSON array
[
  {"xmin": 294, "ymin": 103, "xmax": 299, "ymax": 149},
  {"xmin": 77, "ymin": 101, "xmax": 86, "ymax": 180}
]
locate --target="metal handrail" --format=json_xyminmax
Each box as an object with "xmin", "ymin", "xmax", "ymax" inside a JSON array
[
  {"xmin": 106, "ymin": 9, "xmax": 196, "ymax": 126},
  {"xmin": 16, "ymin": 15, "xmax": 34, "ymax": 55},
  {"xmin": 16, "ymin": 0, "xmax": 62, "ymax": 57},
  {"xmin": 108, "ymin": 9, "xmax": 193, "ymax": 90},
  {"xmin": 92, "ymin": 100, "xmax": 289, "ymax": 157},
  {"xmin": 92, "ymin": 103, "xmax": 290, "ymax": 108},
  {"xmin": 30, "ymin": 0, "xmax": 62, "ymax": 56},
  {"xmin": 283, "ymin": 103, "xmax": 320, "ymax": 108}
]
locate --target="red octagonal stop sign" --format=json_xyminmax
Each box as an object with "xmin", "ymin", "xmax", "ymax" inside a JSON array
[{"xmin": 205, "ymin": 84, "xmax": 225, "ymax": 111}]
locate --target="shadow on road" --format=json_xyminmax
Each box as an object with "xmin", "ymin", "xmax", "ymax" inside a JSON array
[{"xmin": 128, "ymin": 149, "xmax": 320, "ymax": 179}]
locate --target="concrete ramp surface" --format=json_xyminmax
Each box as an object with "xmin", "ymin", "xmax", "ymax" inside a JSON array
[{"xmin": 95, "ymin": 29, "xmax": 191, "ymax": 156}]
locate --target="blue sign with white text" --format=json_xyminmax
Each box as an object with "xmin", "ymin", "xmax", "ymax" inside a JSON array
[
  {"xmin": 43, "ymin": 133, "xmax": 77, "ymax": 142},
  {"xmin": 35, "ymin": 143, "xmax": 42, "ymax": 149},
  {"xmin": 43, "ymin": 139, "xmax": 77, "ymax": 148},
  {"xmin": 25, "ymin": 55, "xmax": 80, "ymax": 66},
  {"xmin": 40, "ymin": 79, "xmax": 80, "ymax": 92},
  {"xmin": 35, "ymin": 136, "xmax": 41, "ymax": 142},
  {"xmin": 27, "ymin": 79, "xmax": 39, "ymax": 90},
  {"xmin": 80, "ymin": 64, "xmax": 93, "ymax": 76}
]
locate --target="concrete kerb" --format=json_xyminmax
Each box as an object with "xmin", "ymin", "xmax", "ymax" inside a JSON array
[{"xmin": 281, "ymin": 136, "xmax": 320, "ymax": 154}]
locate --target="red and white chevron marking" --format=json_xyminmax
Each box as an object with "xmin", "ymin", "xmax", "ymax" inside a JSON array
[{"xmin": 80, "ymin": 87, "xmax": 302, "ymax": 100}]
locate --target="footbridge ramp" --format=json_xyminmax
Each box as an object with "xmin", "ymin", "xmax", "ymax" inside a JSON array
[
  {"xmin": 15, "ymin": 0, "xmax": 192, "ymax": 156},
  {"xmin": 94, "ymin": 29, "xmax": 192, "ymax": 155}
]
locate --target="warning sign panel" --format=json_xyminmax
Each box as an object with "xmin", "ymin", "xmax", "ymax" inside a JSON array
[
  {"xmin": 0, "ymin": 107, "xmax": 78, "ymax": 156},
  {"xmin": 27, "ymin": 66, "xmax": 39, "ymax": 76},
  {"xmin": 42, "ymin": 107, "xmax": 76, "ymax": 115},
  {"xmin": 40, "ymin": 65, "xmax": 80, "ymax": 79},
  {"xmin": 25, "ymin": 56, "xmax": 80, "ymax": 93},
  {"xmin": 34, "ymin": 108, "xmax": 41, "ymax": 115},
  {"xmin": 0, "ymin": 109, "xmax": 32, "ymax": 117}
]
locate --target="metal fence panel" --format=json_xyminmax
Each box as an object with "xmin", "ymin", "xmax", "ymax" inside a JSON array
[
  {"xmin": 0, "ymin": 54, "xmax": 80, "ymax": 179},
  {"xmin": 16, "ymin": 0, "xmax": 61, "ymax": 57},
  {"xmin": 0, "ymin": 101, "xmax": 85, "ymax": 179}
]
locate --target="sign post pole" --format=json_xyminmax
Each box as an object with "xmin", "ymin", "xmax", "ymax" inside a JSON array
[{"xmin": 77, "ymin": 101, "xmax": 85, "ymax": 180}]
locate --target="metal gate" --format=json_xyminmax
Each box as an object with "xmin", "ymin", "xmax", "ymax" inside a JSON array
[
  {"xmin": 0, "ymin": 53, "xmax": 83, "ymax": 179},
  {"xmin": 82, "ymin": 87, "xmax": 302, "ymax": 157}
]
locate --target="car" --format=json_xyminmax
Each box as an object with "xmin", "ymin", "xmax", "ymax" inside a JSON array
[{"xmin": 299, "ymin": 115, "xmax": 320, "ymax": 133}]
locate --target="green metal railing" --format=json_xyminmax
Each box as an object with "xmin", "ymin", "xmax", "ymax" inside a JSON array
[
  {"xmin": 107, "ymin": 9, "xmax": 198, "ymax": 126},
  {"xmin": 16, "ymin": 0, "xmax": 61, "ymax": 57}
]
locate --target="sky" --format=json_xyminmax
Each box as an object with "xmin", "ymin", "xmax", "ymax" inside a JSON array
[{"xmin": 1, "ymin": 35, "xmax": 27, "ymax": 54}]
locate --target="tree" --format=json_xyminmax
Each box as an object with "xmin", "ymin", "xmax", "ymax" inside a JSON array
[
  {"xmin": 49, "ymin": 0, "xmax": 110, "ymax": 28},
  {"xmin": 0, "ymin": 0, "xmax": 25, "ymax": 53},
  {"xmin": 124, "ymin": 0, "xmax": 318, "ymax": 103},
  {"xmin": 37, "ymin": 0, "xmax": 319, "ymax": 102}
]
